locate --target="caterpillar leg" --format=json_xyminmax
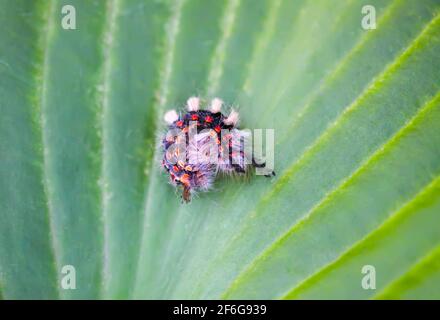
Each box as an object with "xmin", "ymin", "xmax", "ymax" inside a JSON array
[
  {"xmin": 232, "ymin": 164, "xmax": 246, "ymax": 174},
  {"xmin": 182, "ymin": 185, "xmax": 191, "ymax": 203},
  {"xmin": 252, "ymin": 158, "xmax": 275, "ymax": 177}
]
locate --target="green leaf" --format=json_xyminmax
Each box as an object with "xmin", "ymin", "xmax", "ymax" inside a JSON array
[{"xmin": 0, "ymin": 0, "xmax": 439, "ymax": 299}]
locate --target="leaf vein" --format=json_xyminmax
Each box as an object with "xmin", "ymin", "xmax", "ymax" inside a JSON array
[
  {"xmin": 99, "ymin": 0, "xmax": 119, "ymax": 299},
  {"xmin": 206, "ymin": 0, "xmax": 241, "ymax": 96},
  {"xmin": 37, "ymin": 0, "xmax": 62, "ymax": 300}
]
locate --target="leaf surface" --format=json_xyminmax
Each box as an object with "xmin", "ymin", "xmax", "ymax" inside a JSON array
[{"xmin": 0, "ymin": 0, "xmax": 439, "ymax": 299}]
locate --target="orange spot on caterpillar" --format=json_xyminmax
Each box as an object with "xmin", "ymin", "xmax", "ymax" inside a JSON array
[{"xmin": 180, "ymin": 173, "xmax": 190, "ymax": 185}]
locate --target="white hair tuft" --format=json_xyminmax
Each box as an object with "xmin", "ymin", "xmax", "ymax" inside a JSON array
[
  {"xmin": 210, "ymin": 98, "xmax": 223, "ymax": 113},
  {"xmin": 224, "ymin": 109, "xmax": 239, "ymax": 125},
  {"xmin": 164, "ymin": 109, "xmax": 179, "ymax": 124},
  {"xmin": 186, "ymin": 96, "xmax": 200, "ymax": 111}
]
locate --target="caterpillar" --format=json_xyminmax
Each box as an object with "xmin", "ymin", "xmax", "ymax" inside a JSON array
[{"xmin": 162, "ymin": 97, "xmax": 274, "ymax": 203}]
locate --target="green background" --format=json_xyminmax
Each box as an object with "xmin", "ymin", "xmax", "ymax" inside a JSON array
[{"xmin": 0, "ymin": 0, "xmax": 439, "ymax": 299}]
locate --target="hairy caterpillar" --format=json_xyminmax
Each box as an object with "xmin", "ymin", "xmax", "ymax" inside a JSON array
[{"xmin": 162, "ymin": 97, "xmax": 274, "ymax": 203}]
